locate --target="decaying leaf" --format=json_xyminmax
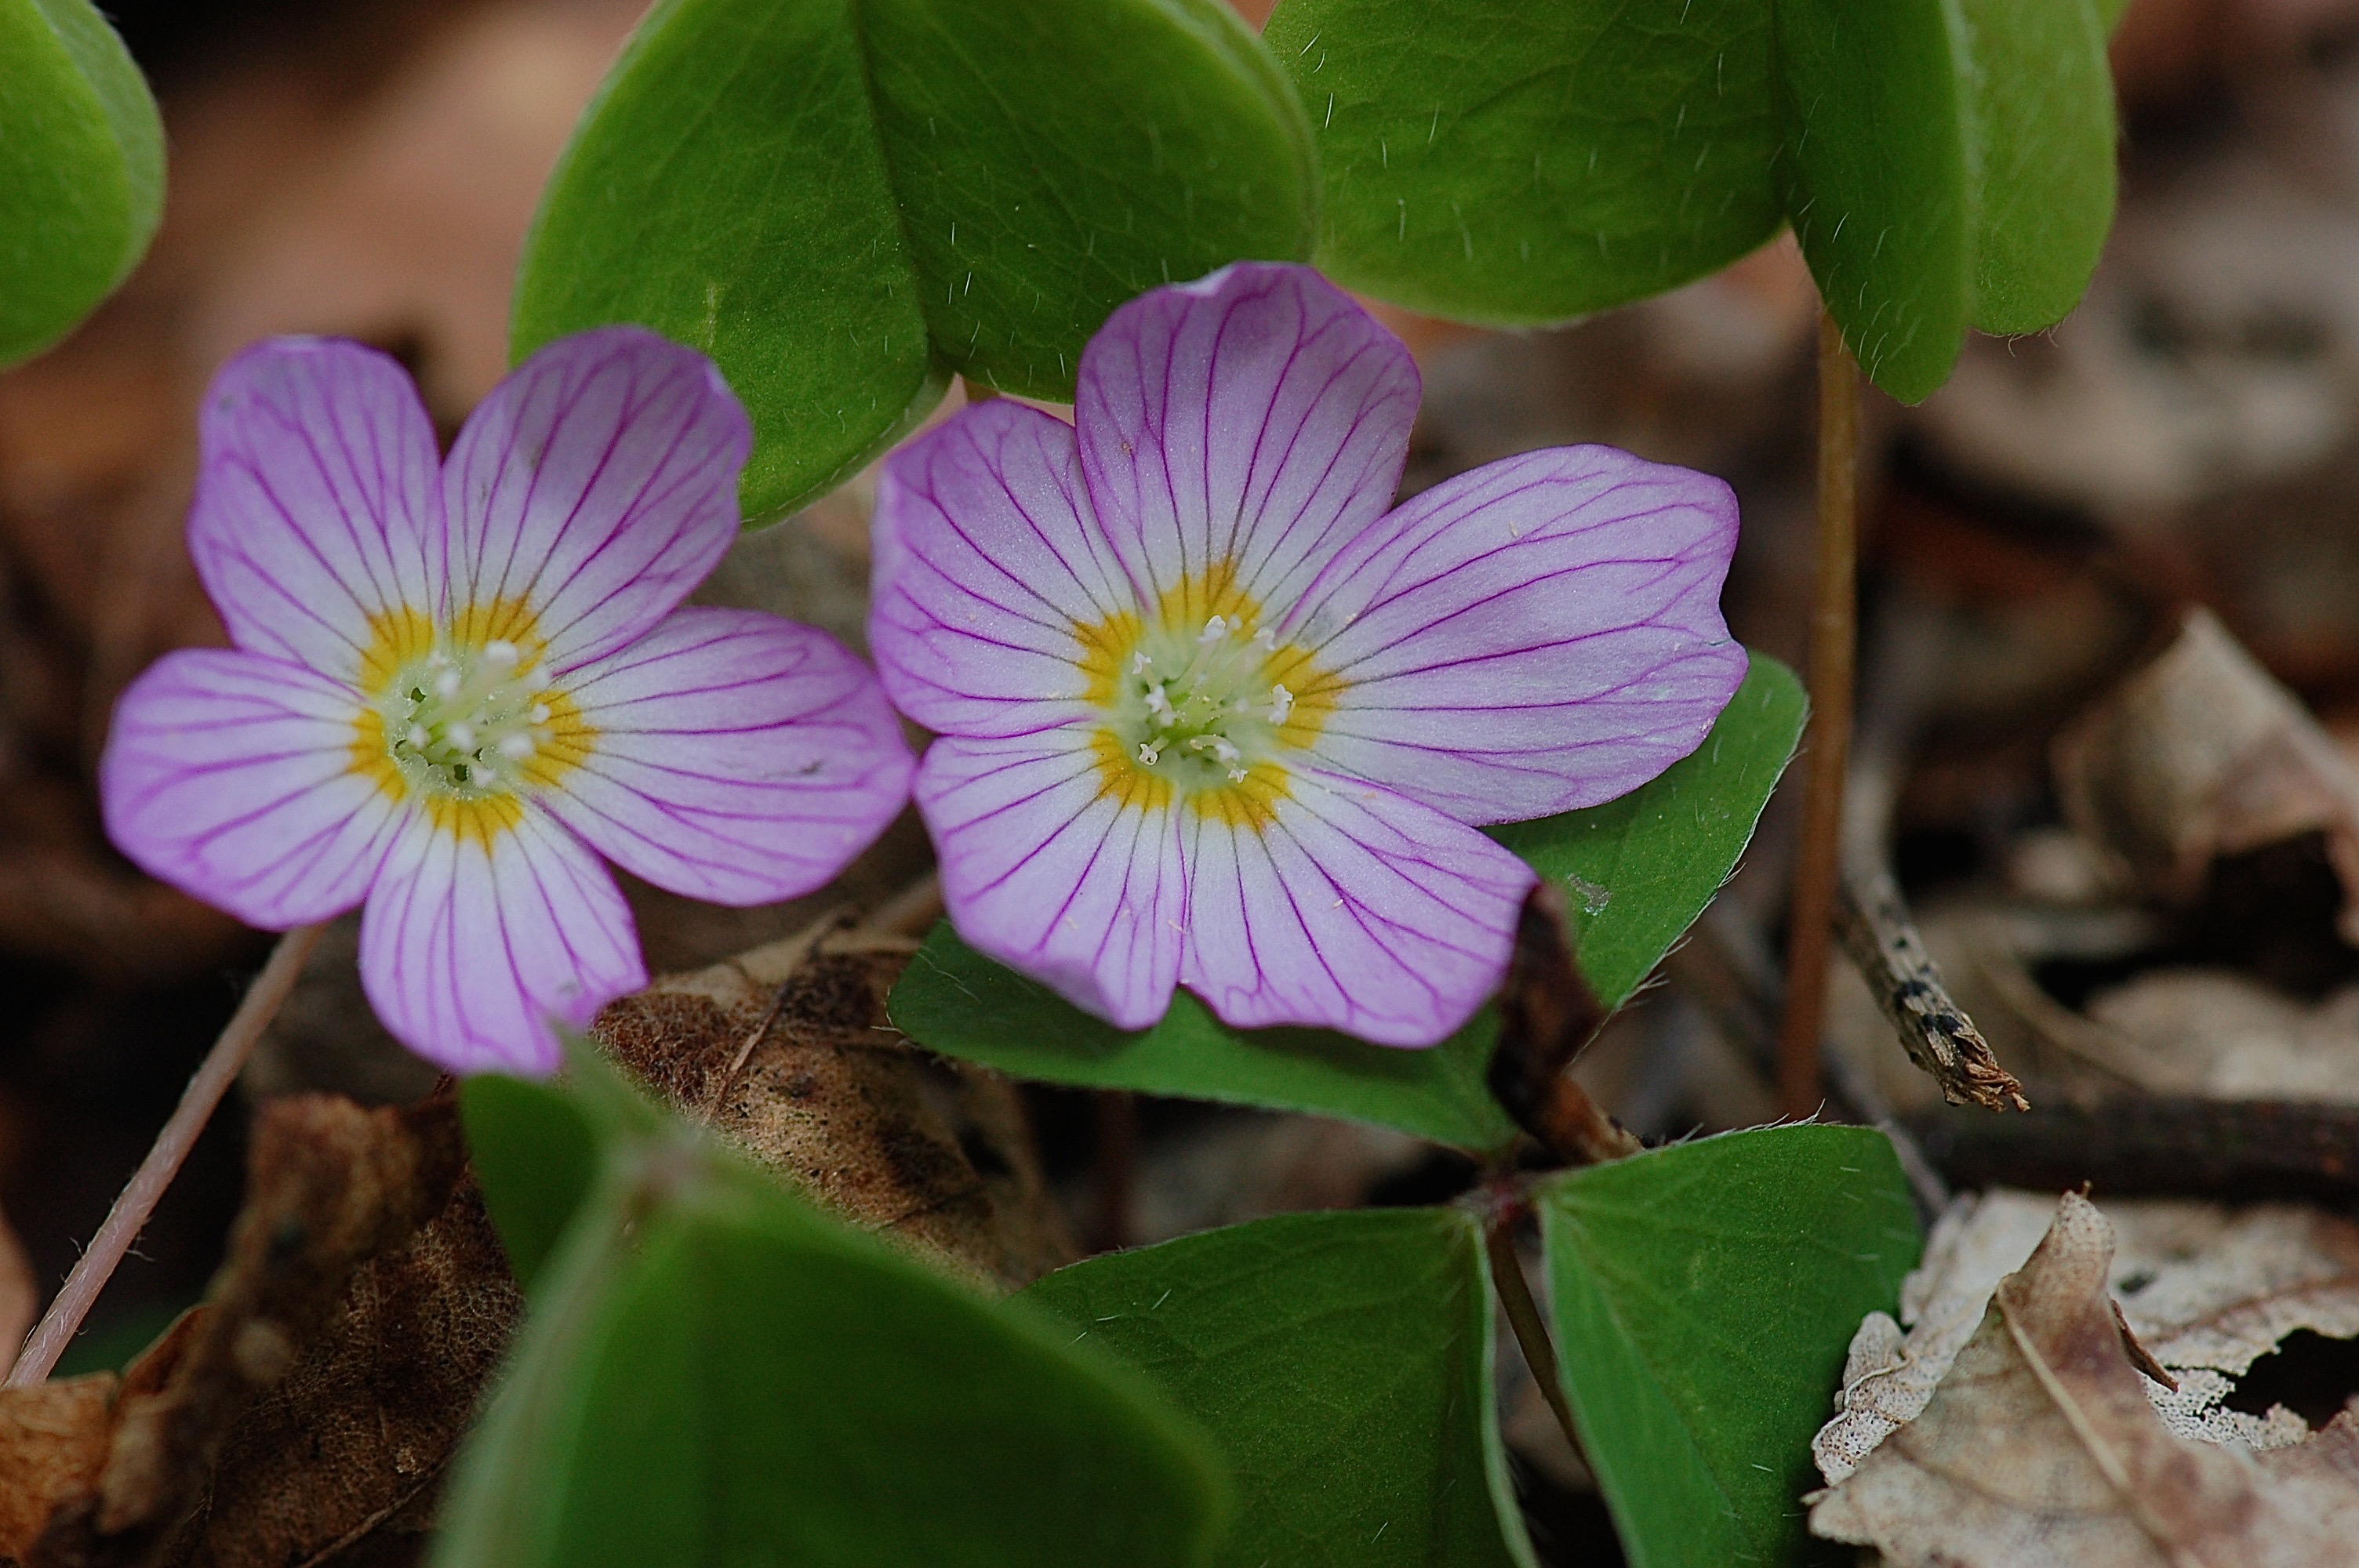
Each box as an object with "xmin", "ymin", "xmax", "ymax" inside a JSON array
[
  {"xmin": 2081, "ymin": 967, "xmax": 2359, "ymax": 1103},
  {"xmin": 2054, "ymin": 606, "xmax": 2359, "ymax": 942},
  {"xmin": 165, "ymin": 1184, "xmax": 519, "ymax": 1568},
  {"xmin": 591, "ymin": 916, "xmax": 1077, "ymax": 1290},
  {"xmin": 1819, "ymin": 1188, "xmax": 2359, "ymax": 1478},
  {"xmin": 0, "ymin": 1093, "xmax": 475, "ymax": 1566},
  {"xmin": 0, "ymin": 1378, "xmax": 116, "ymax": 1559},
  {"xmin": 1812, "ymin": 1192, "xmax": 2359, "ymax": 1566}
]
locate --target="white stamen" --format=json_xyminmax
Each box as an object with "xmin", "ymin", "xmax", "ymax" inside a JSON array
[
  {"xmin": 484, "ymin": 640, "xmax": 520, "ymax": 670},
  {"xmin": 529, "ymin": 703, "xmax": 551, "ymax": 724},
  {"xmin": 1251, "ymin": 626, "xmax": 1278, "ymax": 650},
  {"xmin": 446, "ymin": 721, "xmax": 477, "ymax": 752},
  {"xmin": 1269, "ymin": 684, "xmax": 1294, "ymax": 724},
  {"xmin": 1131, "ymin": 651, "xmax": 1153, "ymax": 674},
  {"xmin": 1188, "ymin": 736, "xmax": 1241, "ymax": 764},
  {"xmin": 1137, "ymin": 742, "xmax": 1162, "ymax": 765},
  {"xmin": 498, "ymin": 733, "xmax": 536, "ymax": 761},
  {"xmin": 1198, "ymin": 615, "xmax": 1229, "ymax": 644},
  {"xmin": 405, "ymin": 724, "xmax": 429, "ymax": 749},
  {"xmin": 1227, "ymin": 767, "xmax": 1248, "ymax": 783},
  {"xmin": 434, "ymin": 668, "xmax": 463, "ymax": 700},
  {"xmin": 1144, "ymin": 687, "xmax": 1176, "ymax": 724}
]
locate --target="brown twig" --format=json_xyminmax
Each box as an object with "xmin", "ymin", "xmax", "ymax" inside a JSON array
[
  {"xmin": 1482, "ymin": 1207, "xmax": 1588, "ymax": 1465},
  {"xmin": 8, "ymin": 922, "xmax": 326, "ymax": 1386},
  {"xmin": 1836, "ymin": 873, "xmax": 2029, "ymax": 1112},
  {"xmin": 1778, "ymin": 307, "xmax": 1860, "ymax": 1118},
  {"xmin": 1488, "ymin": 885, "xmax": 1642, "ymax": 1166},
  {"xmin": 1906, "ymin": 1095, "xmax": 2359, "ymax": 1206}
]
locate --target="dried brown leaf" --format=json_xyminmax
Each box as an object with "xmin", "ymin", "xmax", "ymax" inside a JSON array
[
  {"xmin": 592, "ymin": 918, "xmax": 1077, "ymax": 1290},
  {"xmin": 25, "ymin": 1094, "xmax": 466, "ymax": 1567},
  {"xmin": 1811, "ymin": 1192, "xmax": 2359, "ymax": 1567},
  {"xmin": 165, "ymin": 1185, "xmax": 519, "ymax": 1568},
  {"xmin": 2055, "ymin": 607, "xmax": 2359, "ymax": 942},
  {"xmin": 0, "ymin": 1379, "xmax": 114, "ymax": 1560}
]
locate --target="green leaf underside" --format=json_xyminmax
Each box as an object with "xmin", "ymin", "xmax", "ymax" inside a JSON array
[
  {"xmin": 1539, "ymin": 1125, "xmax": 1922, "ymax": 1568},
  {"xmin": 1773, "ymin": 0, "xmax": 1973, "ymax": 404},
  {"xmin": 512, "ymin": 0, "xmax": 1311, "ymax": 523},
  {"xmin": 1491, "ymin": 651, "xmax": 1804, "ymax": 1014},
  {"xmin": 442, "ymin": 1051, "xmax": 1230, "ymax": 1568},
  {"xmin": 457, "ymin": 1075, "xmax": 600, "ymax": 1300},
  {"xmin": 1265, "ymin": 0, "xmax": 2114, "ymax": 401},
  {"xmin": 889, "ymin": 651, "xmax": 1799, "ymax": 1148},
  {"xmin": 1265, "ymin": 0, "xmax": 1783, "ymax": 327},
  {"xmin": 1961, "ymin": 0, "xmax": 2116, "ymax": 336},
  {"xmin": 0, "ymin": 0, "xmax": 164, "ymax": 365},
  {"xmin": 893, "ymin": 926, "xmax": 1520, "ymax": 1150},
  {"xmin": 1775, "ymin": 0, "xmax": 2117, "ymax": 401},
  {"xmin": 1027, "ymin": 1208, "xmax": 1536, "ymax": 1568}
]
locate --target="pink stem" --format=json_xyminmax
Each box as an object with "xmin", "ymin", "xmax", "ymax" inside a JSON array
[{"xmin": 6, "ymin": 922, "xmax": 325, "ymax": 1385}]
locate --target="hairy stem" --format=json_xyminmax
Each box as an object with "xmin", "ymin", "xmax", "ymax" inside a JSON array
[
  {"xmin": 7, "ymin": 921, "xmax": 325, "ymax": 1385},
  {"xmin": 1483, "ymin": 1210, "xmax": 1587, "ymax": 1467},
  {"xmin": 1777, "ymin": 307, "xmax": 1859, "ymax": 1119}
]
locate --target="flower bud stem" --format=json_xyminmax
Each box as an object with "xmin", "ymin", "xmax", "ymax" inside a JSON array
[
  {"xmin": 1777, "ymin": 307, "xmax": 1859, "ymax": 1120},
  {"xmin": 5, "ymin": 921, "xmax": 325, "ymax": 1385}
]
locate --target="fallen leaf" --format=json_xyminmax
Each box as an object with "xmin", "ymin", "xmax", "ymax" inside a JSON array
[
  {"xmin": 2081, "ymin": 967, "xmax": 2359, "ymax": 1102},
  {"xmin": 0, "ymin": 1378, "xmax": 113, "ymax": 1560},
  {"xmin": 2054, "ymin": 606, "xmax": 2359, "ymax": 942},
  {"xmin": 165, "ymin": 1183, "xmax": 520, "ymax": 1568},
  {"xmin": 20, "ymin": 1094, "xmax": 467, "ymax": 1566},
  {"xmin": 592, "ymin": 917, "xmax": 1078, "ymax": 1290},
  {"xmin": 1819, "ymin": 1188, "xmax": 2359, "ymax": 1483},
  {"xmin": 1812, "ymin": 1192, "xmax": 2359, "ymax": 1566}
]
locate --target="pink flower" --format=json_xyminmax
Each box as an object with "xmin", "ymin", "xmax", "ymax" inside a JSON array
[
  {"xmin": 101, "ymin": 329, "xmax": 914, "ymax": 1075},
  {"xmin": 869, "ymin": 263, "xmax": 1747, "ymax": 1047}
]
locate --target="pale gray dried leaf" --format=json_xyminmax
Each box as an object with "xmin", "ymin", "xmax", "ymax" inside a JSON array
[
  {"xmin": 2054, "ymin": 607, "xmax": 2359, "ymax": 941},
  {"xmin": 1818, "ymin": 1188, "xmax": 2359, "ymax": 1482},
  {"xmin": 2084, "ymin": 968, "xmax": 2359, "ymax": 1103},
  {"xmin": 1811, "ymin": 1192, "xmax": 2359, "ymax": 1567}
]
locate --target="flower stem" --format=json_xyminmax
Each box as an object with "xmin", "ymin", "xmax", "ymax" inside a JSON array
[
  {"xmin": 1482, "ymin": 1207, "xmax": 1586, "ymax": 1466},
  {"xmin": 6, "ymin": 921, "xmax": 325, "ymax": 1385},
  {"xmin": 1777, "ymin": 307, "xmax": 1860, "ymax": 1119}
]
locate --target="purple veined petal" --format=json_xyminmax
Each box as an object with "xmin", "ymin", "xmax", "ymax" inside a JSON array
[
  {"xmin": 358, "ymin": 807, "xmax": 645, "ymax": 1076},
  {"xmin": 917, "ymin": 729, "xmax": 1185, "ymax": 1032},
  {"xmin": 1290, "ymin": 445, "xmax": 1749, "ymax": 825},
  {"xmin": 541, "ymin": 608, "xmax": 915, "ymax": 906},
  {"xmin": 187, "ymin": 339, "xmax": 442, "ymax": 686},
  {"xmin": 99, "ymin": 647, "xmax": 409, "ymax": 928},
  {"xmin": 439, "ymin": 326, "xmax": 751, "ymax": 676},
  {"xmin": 1178, "ymin": 766, "xmax": 1534, "ymax": 1047},
  {"xmin": 871, "ymin": 400, "xmax": 1137, "ymax": 739},
  {"xmin": 1074, "ymin": 263, "xmax": 1419, "ymax": 621}
]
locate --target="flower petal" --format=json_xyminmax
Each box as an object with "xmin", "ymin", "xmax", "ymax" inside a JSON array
[
  {"xmin": 187, "ymin": 339, "xmax": 442, "ymax": 684},
  {"xmin": 1075, "ymin": 262, "xmax": 1419, "ymax": 616},
  {"xmin": 358, "ymin": 809, "xmax": 644, "ymax": 1076},
  {"xmin": 100, "ymin": 648, "xmax": 408, "ymax": 927},
  {"xmin": 1292, "ymin": 446, "xmax": 1748, "ymax": 824},
  {"xmin": 1179, "ymin": 768, "xmax": 1533, "ymax": 1047},
  {"xmin": 917, "ymin": 731, "xmax": 1184, "ymax": 1031},
  {"xmin": 543, "ymin": 608, "xmax": 914, "ymax": 906},
  {"xmin": 871, "ymin": 401, "xmax": 1136, "ymax": 738},
  {"xmin": 440, "ymin": 326, "xmax": 751, "ymax": 675}
]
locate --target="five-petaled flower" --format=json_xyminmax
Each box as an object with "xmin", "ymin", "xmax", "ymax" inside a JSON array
[
  {"xmin": 102, "ymin": 328, "xmax": 914, "ymax": 1074},
  {"xmin": 871, "ymin": 263, "xmax": 1746, "ymax": 1047}
]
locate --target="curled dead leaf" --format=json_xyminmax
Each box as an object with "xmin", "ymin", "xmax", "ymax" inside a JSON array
[
  {"xmin": 2055, "ymin": 607, "xmax": 2359, "ymax": 942},
  {"xmin": 4, "ymin": 1094, "xmax": 472, "ymax": 1567},
  {"xmin": 591, "ymin": 916, "xmax": 1077, "ymax": 1290},
  {"xmin": 1812, "ymin": 1191, "xmax": 2359, "ymax": 1566}
]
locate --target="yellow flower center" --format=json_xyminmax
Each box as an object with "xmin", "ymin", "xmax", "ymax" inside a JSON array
[
  {"xmin": 347, "ymin": 603, "xmax": 592, "ymax": 840},
  {"xmin": 1078, "ymin": 566, "xmax": 1332, "ymax": 822}
]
